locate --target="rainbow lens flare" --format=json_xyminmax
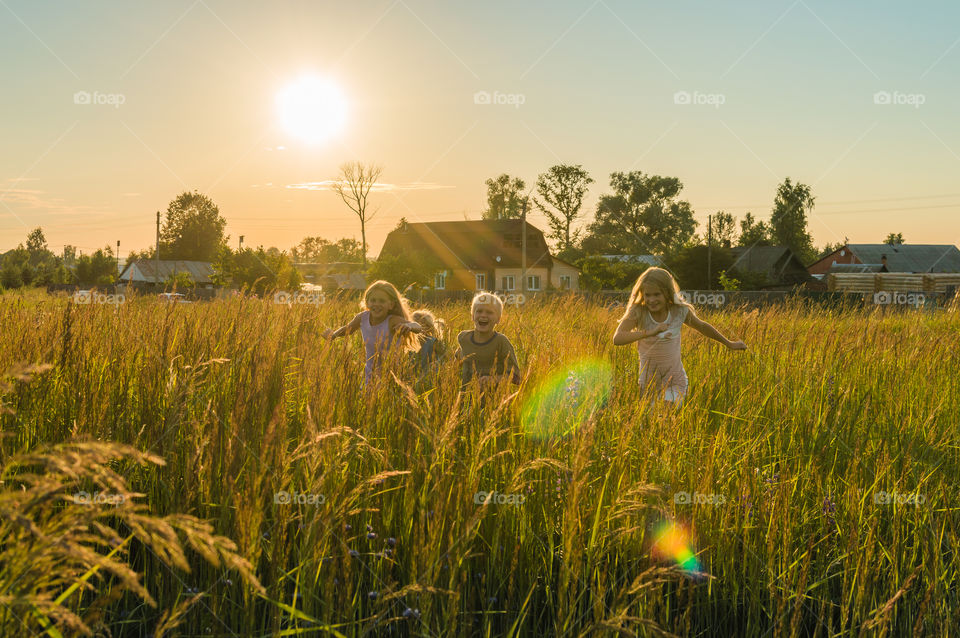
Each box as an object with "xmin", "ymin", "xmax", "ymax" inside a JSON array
[
  {"xmin": 521, "ymin": 357, "xmax": 612, "ymax": 439},
  {"xmin": 650, "ymin": 520, "xmax": 703, "ymax": 575}
]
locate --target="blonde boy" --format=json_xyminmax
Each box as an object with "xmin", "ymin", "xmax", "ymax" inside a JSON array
[{"xmin": 456, "ymin": 292, "xmax": 521, "ymax": 387}]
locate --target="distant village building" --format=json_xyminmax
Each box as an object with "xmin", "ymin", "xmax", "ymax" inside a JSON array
[
  {"xmin": 117, "ymin": 259, "xmax": 215, "ymax": 289},
  {"xmin": 808, "ymin": 244, "xmax": 960, "ymax": 275},
  {"xmin": 378, "ymin": 219, "xmax": 580, "ymax": 292},
  {"xmin": 730, "ymin": 245, "xmax": 811, "ymax": 288}
]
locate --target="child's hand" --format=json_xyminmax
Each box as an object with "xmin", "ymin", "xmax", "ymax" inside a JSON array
[
  {"xmin": 651, "ymin": 322, "xmax": 671, "ymax": 338},
  {"xmin": 322, "ymin": 328, "xmax": 335, "ymax": 340},
  {"xmin": 395, "ymin": 322, "xmax": 415, "ymax": 335},
  {"xmin": 728, "ymin": 340, "xmax": 747, "ymax": 350}
]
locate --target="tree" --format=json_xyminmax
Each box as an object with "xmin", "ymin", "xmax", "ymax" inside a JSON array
[
  {"xmin": 737, "ymin": 212, "xmax": 771, "ymax": 248},
  {"xmin": 769, "ymin": 178, "xmax": 816, "ymax": 264},
  {"xmin": 75, "ymin": 247, "xmax": 117, "ymax": 287},
  {"xmin": 482, "ymin": 174, "xmax": 528, "ymax": 220},
  {"xmin": 291, "ymin": 237, "xmax": 365, "ymax": 263},
  {"xmin": 332, "ymin": 162, "xmax": 381, "ymax": 270},
  {"xmin": 160, "ymin": 191, "xmax": 228, "ymax": 261},
  {"xmin": 213, "ymin": 247, "xmax": 301, "ymax": 293},
  {"xmin": 575, "ymin": 256, "xmax": 650, "ymax": 292},
  {"xmin": 533, "ymin": 165, "xmax": 593, "ymax": 256},
  {"xmin": 708, "ymin": 211, "xmax": 737, "ymax": 247},
  {"xmin": 367, "ymin": 252, "xmax": 441, "ymax": 292},
  {"xmin": 580, "ymin": 172, "xmax": 697, "ymax": 257},
  {"xmin": 884, "ymin": 232, "xmax": 905, "ymax": 245},
  {"xmin": 0, "ymin": 251, "xmax": 25, "ymax": 288},
  {"xmin": 26, "ymin": 227, "xmax": 47, "ymax": 256}
]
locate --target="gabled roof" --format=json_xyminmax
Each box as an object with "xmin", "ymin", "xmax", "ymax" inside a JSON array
[
  {"xmin": 848, "ymin": 244, "xmax": 960, "ymax": 273},
  {"xmin": 119, "ymin": 259, "xmax": 215, "ymax": 284},
  {"xmin": 731, "ymin": 245, "xmax": 810, "ymax": 282},
  {"xmin": 379, "ymin": 220, "xmax": 552, "ymax": 270}
]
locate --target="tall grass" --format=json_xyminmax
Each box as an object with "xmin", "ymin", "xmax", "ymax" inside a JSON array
[{"xmin": 1, "ymin": 289, "xmax": 958, "ymax": 636}]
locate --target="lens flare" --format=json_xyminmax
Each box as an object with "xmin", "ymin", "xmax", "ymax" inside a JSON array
[
  {"xmin": 521, "ymin": 357, "xmax": 612, "ymax": 439},
  {"xmin": 650, "ymin": 520, "xmax": 702, "ymax": 575}
]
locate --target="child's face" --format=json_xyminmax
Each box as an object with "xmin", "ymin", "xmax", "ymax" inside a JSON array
[
  {"xmin": 472, "ymin": 303, "xmax": 500, "ymax": 334},
  {"xmin": 641, "ymin": 284, "xmax": 667, "ymax": 313},
  {"xmin": 366, "ymin": 291, "xmax": 395, "ymax": 319}
]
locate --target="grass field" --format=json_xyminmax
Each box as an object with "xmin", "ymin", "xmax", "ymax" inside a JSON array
[{"xmin": 1, "ymin": 290, "xmax": 958, "ymax": 637}]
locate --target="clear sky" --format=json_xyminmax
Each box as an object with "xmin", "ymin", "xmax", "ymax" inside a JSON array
[{"xmin": 2, "ymin": 0, "xmax": 960, "ymax": 258}]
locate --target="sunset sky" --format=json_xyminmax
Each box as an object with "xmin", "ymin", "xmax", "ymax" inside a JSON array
[{"xmin": 3, "ymin": 0, "xmax": 960, "ymax": 258}]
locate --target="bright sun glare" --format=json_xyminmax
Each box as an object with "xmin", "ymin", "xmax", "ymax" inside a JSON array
[{"xmin": 276, "ymin": 76, "xmax": 347, "ymax": 144}]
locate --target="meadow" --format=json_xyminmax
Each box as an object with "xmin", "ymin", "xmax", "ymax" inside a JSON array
[{"xmin": 1, "ymin": 289, "xmax": 958, "ymax": 637}]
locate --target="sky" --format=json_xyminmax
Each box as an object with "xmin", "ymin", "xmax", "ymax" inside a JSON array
[{"xmin": 2, "ymin": 0, "xmax": 960, "ymax": 258}]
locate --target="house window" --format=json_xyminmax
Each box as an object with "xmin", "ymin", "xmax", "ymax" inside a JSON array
[
  {"xmin": 434, "ymin": 272, "xmax": 446, "ymax": 290},
  {"xmin": 559, "ymin": 275, "xmax": 571, "ymax": 290},
  {"xmin": 501, "ymin": 275, "xmax": 515, "ymax": 291},
  {"xmin": 527, "ymin": 275, "xmax": 541, "ymax": 291},
  {"xmin": 475, "ymin": 273, "xmax": 486, "ymax": 290}
]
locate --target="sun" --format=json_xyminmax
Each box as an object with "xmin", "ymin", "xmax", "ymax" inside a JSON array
[{"xmin": 276, "ymin": 75, "xmax": 347, "ymax": 144}]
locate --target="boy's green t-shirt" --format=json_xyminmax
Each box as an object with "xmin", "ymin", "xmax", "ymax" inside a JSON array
[{"xmin": 456, "ymin": 330, "xmax": 520, "ymax": 385}]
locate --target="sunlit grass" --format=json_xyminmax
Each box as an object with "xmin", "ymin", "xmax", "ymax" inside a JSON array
[{"xmin": 1, "ymin": 289, "xmax": 957, "ymax": 636}]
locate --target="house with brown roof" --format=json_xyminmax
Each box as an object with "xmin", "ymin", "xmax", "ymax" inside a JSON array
[{"xmin": 378, "ymin": 219, "xmax": 580, "ymax": 292}]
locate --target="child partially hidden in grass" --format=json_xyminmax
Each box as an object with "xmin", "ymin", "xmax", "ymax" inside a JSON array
[
  {"xmin": 613, "ymin": 267, "xmax": 746, "ymax": 405},
  {"xmin": 456, "ymin": 292, "xmax": 521, "ymax": 389},
  {"xmin": 324, "ymin": 280, "xmax": 422, "ymax": 384}
]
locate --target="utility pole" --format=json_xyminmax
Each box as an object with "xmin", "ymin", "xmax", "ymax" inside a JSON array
[
  {"xmin": 155, "ymin": 211, "xmax": 161, "ymax": 287},
  {"xmin": 707, "ymin": 214, "xmax": 712, "ymax": 289},
  {"xmin": 520, "ymin": 198, "xmax": 527, "ymax": 296}
]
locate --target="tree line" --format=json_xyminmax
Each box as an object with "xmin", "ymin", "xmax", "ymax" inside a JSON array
[{"xmin": 0, "ymin": 163, "xmax": 908, "ymax": 292}]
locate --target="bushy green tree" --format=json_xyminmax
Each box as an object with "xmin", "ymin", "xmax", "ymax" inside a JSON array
[{"xmin": 160, "ymin": 191, "xmax": 228, "ymax": 261}]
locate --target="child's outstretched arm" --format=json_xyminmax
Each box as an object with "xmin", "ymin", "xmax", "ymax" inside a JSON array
[
  {"xmin": 683, "ymin": 309, "xmax": 747, "ymax": 350},
  {"xmin": 388, "ymin": 316, "xmax": 422, "ymax": 335},
  {"xmin": 612, "ymin": 313, "xmax": 669, "ymax": 346},
  {"xmin": 323, "ymin": 313, "xmax": 363, "ymax": 341}
]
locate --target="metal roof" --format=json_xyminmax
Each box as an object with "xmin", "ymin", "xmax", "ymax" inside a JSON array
[
  {"xmin": 119, "ymin": 260, "xmax": 215, "ymax": 284},
  {"xmin": 847, "ymin": 244, "xmax": 960, "ymax": 272}
]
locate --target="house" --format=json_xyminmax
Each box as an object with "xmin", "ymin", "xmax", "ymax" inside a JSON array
[
  {"xmin": 378, "ymin": 219, "xmax": 580, "ymax": 292},
  {"xmin": 730, "ymin": 245, "xmax": 811, "ymax": 288},
  {"xmin": 117, "ymin": 259, "xmax": 216, "ymax": 289},
  {"xmin": 808, "ymin": 244, "xmax": 960, "ymax": 275},
  {"xmin": 294, "ymin": 262, "xmax": 366, "ymax": 291}
]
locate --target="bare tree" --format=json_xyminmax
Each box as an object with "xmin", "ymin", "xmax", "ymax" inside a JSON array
[{"xmin": 332, "ymin": 162, "xmax": 382, "ymax": 270}]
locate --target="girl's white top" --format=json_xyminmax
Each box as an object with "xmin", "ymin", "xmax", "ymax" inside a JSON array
[{"xmin": 633, "ymin": 303, "xmax": 691, "ymax": 392}]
